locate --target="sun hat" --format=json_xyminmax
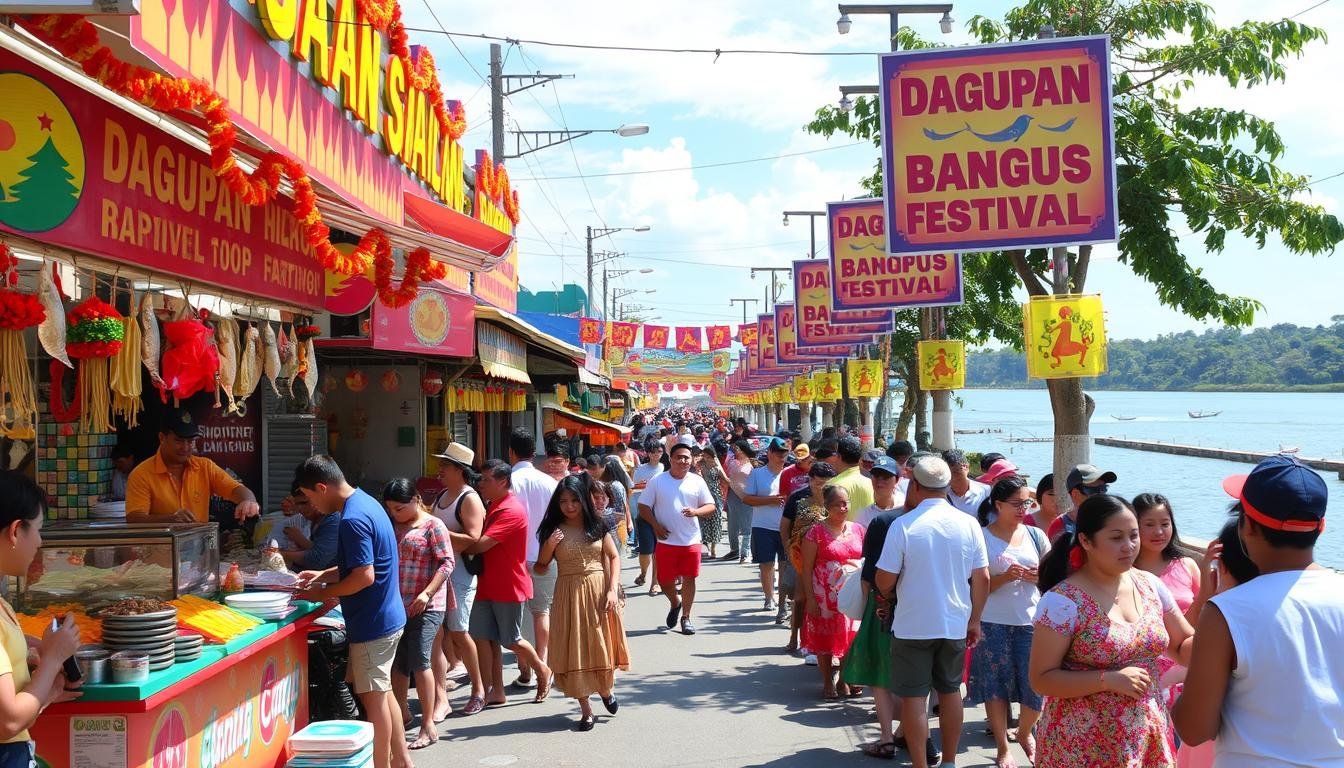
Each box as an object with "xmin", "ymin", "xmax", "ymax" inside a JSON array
[
  {"xmin": 432, "ymin": 442, "xmax": 476, "ymax": 471},
  {"xmin": 977, "ymin": 458, "xmax": 1020, "ymax": 485}
]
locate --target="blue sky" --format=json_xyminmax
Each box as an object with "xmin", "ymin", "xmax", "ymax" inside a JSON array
[{"xmin": 399, "ymin": 0, "xmax": 1344, "ymax": 341}]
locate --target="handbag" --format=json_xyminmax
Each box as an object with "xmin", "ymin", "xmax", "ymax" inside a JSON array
[{"xmin": 836, "ymin": 561, "xmax": 865, "ymax": 620}]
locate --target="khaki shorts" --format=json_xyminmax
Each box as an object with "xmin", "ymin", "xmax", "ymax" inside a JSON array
[
  {"xmin": 348, "ymin": 629, "xmax": 403, "ymax": 695},
  {"xmin": 890, "ymin": 637, "xmax": 967, "ymax": 698},
  {"xmin": 527, "ymin": 560, "xmax": 558, "ymax": 615}
]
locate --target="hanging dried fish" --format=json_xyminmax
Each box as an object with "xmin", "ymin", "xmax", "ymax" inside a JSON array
[
  {"xmin": 301, "ymin": 337, "xmax": 318, "ymax": 399},
  {"xmin": 36, "ymin": 263, "xmax": 70, "ymax": 368},
  {"xmin": 279, "ymin": 325, "xmax": 298, "ymax": 397},
  {"xmin": 139, "ymin": 292, "xmax": 164, "ymax": 391},
  {"xmin": 215, "ymin": 317, "xmax": 238, "ymax": 412},
  {"xmin": 261, "ymin": 322, "xmax": 281, "ymax": 396},
  {"xmin": 234, "ymin": 323, "xmax": 261, "ymax": 400}
]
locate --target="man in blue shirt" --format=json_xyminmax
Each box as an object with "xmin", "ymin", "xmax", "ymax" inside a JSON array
[
  {"xmin": 294, "ymin": 455, "xmax": 408, "ymax": 768},
  {"xmin": 280, "ymin": 481, "xmax": 340, "ymax": 571}
]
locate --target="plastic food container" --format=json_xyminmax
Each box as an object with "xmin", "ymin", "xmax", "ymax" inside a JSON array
[
  {"xmin": 76, "ymin": 648, "xmax": 111, "ymax": 684},
  {"xmin": 109, "ymin": 651, "xmax": 150, "ymax": 683}
]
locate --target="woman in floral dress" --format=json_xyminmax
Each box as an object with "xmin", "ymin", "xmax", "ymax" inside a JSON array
[
  {"xmin": 1030, "ymin": 494, "xmax": 1196, "ymax": 768},
  {"xmin": 693, "ymin": 444, "xmax": 727, "ymax": 557},
  {"xmin": 800, "ymin": 485, "xmax": 865, "ymax": 700}
]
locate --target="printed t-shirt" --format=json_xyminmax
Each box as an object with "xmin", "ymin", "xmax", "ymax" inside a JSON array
[
  {"xmin": 511, "ymin": 461, "xmax": 558, "ymax": 562},
  {"xmin": 477, "ymin": 492, "xmax": 532, "ymax": 602},
  {"xmin": 779, "ymin": 464, "xmax": 809, "ymax": 496},
  {"xmin": 745, "ymin": 465, "xmax": 784, "ymax": 531},
  {"xmin": 876, "ymin": 498, "xmax": 989, "ymax": 640},
  {"xmin": 638, "ymin": 471, "xmax": 712, "ymax": 547},
  {"xmin": 337, "ymin": 488, "xmax": 407, "ymax": 644},
  {"xmin": 981, "ymin": 526, "xmax": 1048, "ymax": 626}
]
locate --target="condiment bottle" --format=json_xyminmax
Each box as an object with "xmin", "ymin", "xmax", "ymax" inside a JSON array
[{"xmin": 222, "ymin": 562, "xmax": 244, "ymax": 594}]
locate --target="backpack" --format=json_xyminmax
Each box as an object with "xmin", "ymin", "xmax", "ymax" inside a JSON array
[{"xmin": 437, "ymin": 488, "xmax": 485, "ymax": 576}]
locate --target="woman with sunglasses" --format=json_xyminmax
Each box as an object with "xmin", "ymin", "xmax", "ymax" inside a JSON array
[{"xmin": 970, "ymin": 477, "xmax": 1051, "ymax": 767}]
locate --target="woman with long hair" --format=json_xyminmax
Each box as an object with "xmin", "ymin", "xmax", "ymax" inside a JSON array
[
  {"xmin": 800, "ymin": 485, "xmax": 865, "ymax": 701},
  {"xmin": 382, "ymin": 479, "xmax": 454, "ymax": 749},
  {"xmin": 970, "ymin": 477, "xmax": 1050, "ymax": 767},
  {"xmin": 1030, "ymin": 495, "xmax": 1197, "ymax": 767},
  {"xmin": 534, "ymin": 475, "xmax": 630, "ymax": 731},
  {"xmin": 428, "ymin": 447, "xmax": 487, "ymax": 717},
  {"xmin": 600, "ymin": 456, "xmax": 634, "ymax": 547},
  {"xmin": 722, "ymin": 439, "xmax": 757, "ymax": 563},
  {"xmin": 693, "ymin": 444, "xmax": 727, "ymax": 558},
  {"xmin": 1131, "ymin": 493, "xmax": 1203, "ymax": 710},
  {"xmin": 783, "ymin": 461, "xmax": 838, "ymax": 653}
]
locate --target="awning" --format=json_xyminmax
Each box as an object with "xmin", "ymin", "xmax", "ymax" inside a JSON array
[
  {"xmin": 577, "ymin": 367, "xmax": 609, "ymax": 387},
  {"xmin": 403, "ymin": 192, "xmax": 515, "ymax": 259},
  {"xmin": 477, "ymin": 323, "xmax": 530, "ymax": 385},
  {"xmin": 476, "ymin": 306, "xmax": 585, "ymax": 362},
  {"xmin": 544, "ymin": 406, "xmax": 631, "ymax": 447}
]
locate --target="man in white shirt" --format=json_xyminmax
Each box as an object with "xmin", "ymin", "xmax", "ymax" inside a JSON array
[
  {"xmin": 742, "ymin": 438, "xmax": 790, "ymax": 613},
  {"xmin": 943, "ymin": 449, "xmax": 990, "ymax": 517},
  {"xmin": 876, "ymin": 455, "xmax": 990, "ymax": 768},
  {"xmin": 638, "ymin": 438, "xmax": 716, "ymax": 635},
  {"xmin": 506, "ymin": 428, "xmax": 558, "ymax": 688}
]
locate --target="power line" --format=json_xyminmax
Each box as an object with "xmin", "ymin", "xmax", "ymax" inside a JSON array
[
  {"xmin": 511, "ymin": 142, "xmax": 867, "ymax": 181},
  {"xmin": 516, "ymin": 237, "xmax": 801, "ymax": 255}
]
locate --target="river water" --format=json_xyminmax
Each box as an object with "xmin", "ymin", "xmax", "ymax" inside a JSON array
[{"xmin": 946, "ymin": 389, "xmax": 1344, "ymax": 567}]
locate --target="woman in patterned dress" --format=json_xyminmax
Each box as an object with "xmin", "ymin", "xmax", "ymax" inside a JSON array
[
  {"xmin": 693, "ymin": 443, "xmax": 726, "ymax": 557},
  {"xmin": 1029, "ymin": 494, "xmax": 1197, "ymax": 768},
  {"xmin": 800, "ymin": 485, "xmax": 865, "ymax": 700}
]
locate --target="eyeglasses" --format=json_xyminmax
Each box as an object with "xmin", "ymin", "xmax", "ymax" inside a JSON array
[
  {"xmin": 997, "ymin": 499, "xmax": 1033, "ymax": 510},
  {"xmin": 1078, "ymin": 483, "xmax": 1109, "ymax": 496}
]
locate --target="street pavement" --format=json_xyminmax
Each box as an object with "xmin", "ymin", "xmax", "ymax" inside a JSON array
[{"xmin": 408, "ymin": 554, "xmax": 1033, "ymax": 767}]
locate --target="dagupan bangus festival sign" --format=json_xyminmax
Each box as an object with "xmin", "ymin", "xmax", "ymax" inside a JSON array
[{"xmin": 878, "ymin": 36, "xmax": 1117, "ymax": 256}]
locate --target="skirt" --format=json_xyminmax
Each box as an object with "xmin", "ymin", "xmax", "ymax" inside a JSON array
[
  {"xmin": 966, "ymin": 622, "xmax": 1042, "ymax": 710},
  {"xmin": 841, "ymin": 593, "xmax": 892, "ymax": 688}
]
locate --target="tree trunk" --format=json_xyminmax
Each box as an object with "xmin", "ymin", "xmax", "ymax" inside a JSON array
[
  {"xmin": 821, "ymin": 402, "xmax": 836, "ymax": 430},
  {"xmin": 895, "ymin": 385, "xmax": 915, "ymax": 441},
  {"xmin": 843, "ymin": 397, "xmax": 859, "ymax": 430},
  {"xmin": 913, "ymin": 389, "xmax": 930, "ymax": 450},
  {"xmin": 874, "ymin": 387, "xmax": 890, "ymax": 441},
  {"xmin": 931, "ymin": 390, "xmax": 954, "ymax": 450},
  {"xmin": 1048, "ymin": 379, "xmax": 1096, "ymax": 520}
]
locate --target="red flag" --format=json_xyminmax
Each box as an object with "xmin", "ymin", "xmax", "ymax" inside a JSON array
[
  {"xmin": 706, "ymin": 325, "xmax": 731, "ymax": 350},
  {"xmin": 610, "ymin": 321, "xmax": 639, "ymax": 348},
  {"xmin": 738, "ymin": 323, "xmax": 759, "ymax": 348},
  {"xmin": 676, "ymin": 327, "xmax": 703, "ymax": 353},
  {"xmin": 644, "ymin": 325, "xmax": 670, "ymax": 349},
  {"xmin": 579, "ymin": 317, "xmax": 603, "ymax": 344}
]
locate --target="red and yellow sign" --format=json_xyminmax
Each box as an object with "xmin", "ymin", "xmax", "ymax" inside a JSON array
[
  {"xmin": 879, "ymin": 36, "xmax": 1117, "ymax": 255},
  {"xmin": 738, "ymin": 323, "xmax": 759, "ymax": 348},
  {"xmin": 610, "ymin": 321, "xmax": 640, "ymax": 348},
  {"xmin": 775, "ymin": 303, "xmax": 850, "ymax": 365},
  {"xmin": 793, "ymin": 374, "xmax": 815, "ymax": 402},
  {"xmin": 579, "ymin": 317, "xmax": 603, "ymax": 344},
  {"xmin": 676, "ymin": 326, "xmax": 703, "ymax": 353},
  {"xmin": 1024, "ymin": 294, "xmax": 1107, "ymax": 379},
  {"xmin": 643, "ymin": 325, "xmax": 669, "ymax": 349},
  {"xmin": 372, "ymin": 282, "xmax": 475, "ymax": 357},
  {"xmin": 792, "ymin": 259, "xmax": 890, "ymax": 347},
  {"xmin": 918, "ymin": 339, "xmax": 966, "ymax": 390},
  {"xmin": 706, "ymin": 324, "xmax": 732, "ymax": 350},
  {"xmin": 813, "ymin": 371, "xmax": 842, "ymax": 403},
  {"xmin": 846, "ymin": 359, "xmax": 885, "ymax": 398},
  {"xmin": 826, "ymin": 200, "xmax": 964, "ymax": 310},
  {"xmin": 0, "ymin": 52, "xmax": 323, "ymax": 309}
]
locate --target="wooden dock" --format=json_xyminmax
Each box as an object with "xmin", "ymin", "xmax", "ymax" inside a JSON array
[{"xmin": 1095, "ymin": 437, "xmax": 1344, "ymax": 480}]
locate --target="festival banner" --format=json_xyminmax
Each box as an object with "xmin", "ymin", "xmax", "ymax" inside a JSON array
[
  {"xmin": 755, "ymin": 314, "xmax": 775, "ymax": 369},
  {"xmin": 706, "ymin": 325, "xmax": 733, "ymax": 350},
  {"xmin": 793, "ymin": 259, "xmax": 891, "ymax": 347},
  {"xmin": 879, "ymin": 36, "xmax": 1118, "ymax": 255},
  {"xmin": 813, "ymin": 371, "xmax": 842, "ymax": 403},
  {"xmin": 609, "ymin": 321, "xmax": 640, "ymax": 348},
  {"xmin": 1023, "ymin": 294, "xmax": 1108, "ymax": 379},
  {"xmin": 774, "ymin": 304, "xmax": 851, "ymax": 365},
  {"xmin": 579, "ymin": 318, "xmax": 604, "ymax": 344},
  {"xmin": 608, "ymin": 348, "xmax": 731, "ymax": 383},
  {"xmin": 846, "ymin": 360, "xmax": 885, "ymax": 398},
  {"xmin": 793, "ymin": 374, "xmax": 815, "ymax": 402},
  {"xmin": 917, "ymin": 339, "xmax": 967, "ymax": 390},
  {"xmin": 826, "ymin": 200, "xmax": 965, "ymax": 310},
  {"xmin": 643, "ymin": 325, "xmax": 670, "ymax": 349},
  {"xmin": 676, "ymin": 326, "xmax": 704, "ymax": 353},
  {"xmin": 739, "ymin": 323, "xmax": 759, "ymax": 347}
]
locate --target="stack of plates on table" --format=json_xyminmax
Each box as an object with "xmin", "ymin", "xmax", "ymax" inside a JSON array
[
  {"xmin": 90, "ymin": 501, "xmax": 126, "ymax": 520},
  {"xmin": 174, "ymin": 631, "xmax": 203, "ymax": 663},
  {"xmin": 287, "ymin": 721, "xmax": 373, "ymax": 767},
  {"xmin": 224, "ymin": 591, "xmax": 293, "ymax": 621},
  {"xmin": 100, "ymin": 608, "xmax": 178, "ymax": 671}
]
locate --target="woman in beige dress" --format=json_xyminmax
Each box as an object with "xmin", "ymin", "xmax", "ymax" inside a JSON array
[{"xmin": 534, "ymin": 474, "xmax": 630, "ymax": 731}]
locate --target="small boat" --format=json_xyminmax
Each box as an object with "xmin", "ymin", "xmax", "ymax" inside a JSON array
[
  {"xmin": 1188, "ymin": 410, "xmax": 1222, "ymax": 419},
  {"xmin": 1112, "ymin": 414, "xmax": 1137, "ymax": 421},
  {"xmin": 1279, "ymin": 445, "xmax": 1301, "ymax": 454}
]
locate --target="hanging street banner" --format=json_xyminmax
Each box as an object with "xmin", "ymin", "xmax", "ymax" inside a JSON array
[
  {"xmin": 676, "ymin": 326, "xmax": 704, "ymax": 353},
  {"xmin": 1023, "ymin": 294, "xmax": 1108, "ymax": 379},
  {"xmin": 846, "ymin": 359, "xmax": 885, "ymax": 398},
  {"xmin": 643, "ymin": 325, "xmax": 670, "ymax": 349},
  {"xmin": 579, "ymin": 318, "xmax": 603, "ymax": 344},
  {"xmin": 608, "ymin": 348, "xmax": 731, "ymax": 384},
  {"xmin": 793, "ymin": 374, "xmax": 815, "ymax": 402},
  {"xmin": 813, "ymin": 371, "xmax": 842, "ymax": 402},
  {"xmin": 917, "ymin": 339, "xmax": 967, "ymax": 390},
  {"xmin": 739, "ymin": 323, "xmax": 759, "ymax": 348},
  {"xmin": 878, "ymin": 36, "xmax": 1118, "ymax": 255},
  {"xmin": 827, "ymin": 200, "xmax": 965, "ymax": 310},
  {"xmin": 793, "ymin": 259, "xmax": 891, "ymax": 347},
  {"xmin": 706, "ymin": 325, "xmax": 733, "ymax": 350},
  {"xmin": 774, "ymin": 304, "xmax": 853, "ymax": 365}
]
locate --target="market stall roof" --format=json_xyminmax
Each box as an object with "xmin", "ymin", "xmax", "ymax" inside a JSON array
[
  {"xmin": 576, "ymin": 367, "xmax": 609, "ymax": 387},
  {"xmin": 516, "ymin": 311, "xmax": 582, "ymax": 348},
  {"xmin": 476, "ymin": 306, "xmax": 585, "ymax": 362},
  {"xmin": 545, "ymin": 406, "xmax": 632, "ymax": 445}
]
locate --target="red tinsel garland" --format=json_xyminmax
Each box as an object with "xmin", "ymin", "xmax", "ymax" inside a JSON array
[{"xmin": 47, "ymin": 360, "xmax": 80, "ymax": 423}]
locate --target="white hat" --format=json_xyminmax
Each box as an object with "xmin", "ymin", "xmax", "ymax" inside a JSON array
[
  {"xmin": 432, "ymin": 442, "xmax": 476, "ymax": 470},
  {"xmin": 911, "ymin": 455, "xmax": 952, "ymax": 490}
]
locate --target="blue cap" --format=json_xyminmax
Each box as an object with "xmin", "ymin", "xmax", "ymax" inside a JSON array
[
  {"xmin": 870, "ymin": 456, "xmax": 900, "ymax": 477},
  {"xmin": 767, "ymin": 437, "xmax": 789, "ymax": 452},
  {"xmin": 1223, "ymin": 455, "xmax": 1327, "ymax": 533}
]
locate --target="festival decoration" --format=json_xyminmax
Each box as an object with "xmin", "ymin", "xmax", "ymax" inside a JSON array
[
  {"xmin": 738, "ymin": 323, "xmax": 759, "ymax": 348},
  {"xmin": 676, "ymin": 327, "xmax": 703, "ymax": 353},
  {"xmin": 421, "ymin": 370, "xmax": 445, "ymax": 397},
  {"xmin": 610, "ymin": 322, "xmax": 639, "ymax": 349},
  {"xmin": 825, "ymin": 200, "xmax": 964, "ymax": 311},
  {"xmin": 160, "ymin": 319, "xmax": 222, "ymax": 403},
  {"xmin": 1023, "ymin": 294, "xmax": 1108, "ymax": 379},
  {"xmin": 793, "ymin": 375, "xmax": 814, "ymax": 403},
  {"xmin": 0, "ymin": 250, "xmax": 43, "ymax": 437},
  {"xmin": 65, "ymin": 297, "xmax": 126, "ymax": 433},
  {"xmin": 322, "ymin": 373, "xmax": 339, "ymax": 394},
  {"xmin": 294, "ymin": 325, "xmax": 322, "ymax": 342},
  {"xmin": 380, "ymin": 370, "xmax": 402, "ymax": 392},
  {"xmin": 109, "ymin": 295, "xmax": 143, "ymax": 428},
  {"xmin": 917, "ymin": 340, "xmax": 966, "ymax": 391},
  {"xmin": 643, "ymin": 325, "xmax": 670, "ymax": 349},
  {"xmin": 662, "ymin": 383, "xmax": 675, "ymax": 392},
  {"xmin": 443, "ymin": 381, "xmax": 525, "ymax": 413},
  {"xmin": 676, "ymin": 383, "xmax": 689, "ymax": 391},
  {"xmin": 345, "ymin": 370, "xmax": 369, "ymax": 393},
  {"xmin": 706, "ymin": 325, "xmax": 732, "ymax": 351},
  {"xmin": 846, "ymin": 360, "xmax": 884, "ymax": 399},
  {"xmin": 578, "ymin": 317, "xmax": 603, "ymax": 344},
  {"xmin": 813, "ymin": 371, "xmax": 842, "ymax": 403}
]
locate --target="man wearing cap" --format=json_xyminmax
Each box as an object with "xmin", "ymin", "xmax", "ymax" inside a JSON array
[
  {"xmin": 830, "ymin": 436, "xmax": 875, "ymax": 522},
  {"xmin": 860, "ymin": 448, "xmax": 885, "ymax": 479},
  {"xmin": 638, "ymin": 437, "xmax": 716, "ymax": 635},
  {"xmin": 857, "ymin": 456, "xmax": 905, "ymax": 528},
  {"xmin": 125, "ymin": 408, "xmax": 261, "ymax": 524},
  {"xmin": 1047, "ymin": 464, "xmax": 1118, "ymax": 540},
  {"xmin": 943, "ymin": 450, "xmax": 991, "ymax": 517},
  {"xmin": 875, "ymin": 455, "xmax": 989, "ymax": 768},
  {"xmin": 743, "ymin": 437, "xmax": 792, "ymax": 613},
  {"xmin": 1174, "ymin": 455, "xmax": 1344, "ymax": 766},
  {"xmin": 778, "ymin": 444, "xmax": 814, "ymax": 497}
]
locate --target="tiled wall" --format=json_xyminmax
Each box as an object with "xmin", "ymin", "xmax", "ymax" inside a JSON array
[{"xmin": 36, "ymin": 421, "xmax": 116, "ymax": 519}]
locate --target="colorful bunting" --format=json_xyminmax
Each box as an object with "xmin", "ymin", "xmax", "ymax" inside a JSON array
[
  {"xmin": 579, "ymin": 317, "xmax": 603, "ymax": 344},
  {"xmin": 739, "ymin": 323, "xmax": 759, "ymax": 348},
  {"xmin": 676, "ymin": 327, "xmax": 703, "ymax": 353},
  {"xmin": 706, "ymin": 325, "xmax": 732, "ymax": 350},
  {"xmin": 610, "ymin": 321, "xmax": 639, "ymax": 348},
  {"xmin": 644, "ymin": 325, "xmax": 670, "ymax": 349}
]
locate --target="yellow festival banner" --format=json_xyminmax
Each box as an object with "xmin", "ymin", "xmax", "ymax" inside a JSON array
[
  {"xmin": 846, "ymin": 360, "xmax": 884, "ymax": 398},
  {"xmin": 793, "ymin": 374, "xmax": 815, "ymax": 402},
  {"xmin": 917, "ymin": 340, "xmax": 967, "ymax": 390},
  {"xmin": 1023, "ymin": 294, "xmax": 1107, "ymax": 379},
  {"xmin": 812, "ymin": 371, "xmax": 842, "ymax": 403}
]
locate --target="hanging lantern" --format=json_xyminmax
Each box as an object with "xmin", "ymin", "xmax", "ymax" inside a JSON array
[
  {"xmin": 345, "ymin": 370, "xmax": 368, "ymax": 393},
  {"xmin": 380, "ymin": 369, "xmax": 401, "ymax": 392},
  {"xmin": 421, "ymin": 370, "xmax": 445, "ymax": 397},
  {"xmin": 322, "ymin": 373, "xmax": 339, "ymax": 394},
  {"xmin": 676, "ymin": 383, "xmax": 689, "ymax": 391}
]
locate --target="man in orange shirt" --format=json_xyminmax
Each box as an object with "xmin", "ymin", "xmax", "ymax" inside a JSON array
[{"xmin": 125, "ymin": 408, "xmax": 261, "ymax": 524}]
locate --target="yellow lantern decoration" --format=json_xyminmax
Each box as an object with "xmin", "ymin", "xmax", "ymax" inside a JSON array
[
  {"xmin": 1023, "ymin": 294, "xmax": 1108, "ymax": 379},
  {"xmin": 344, "ymin": 370, "xmax": 368, "ymax": 393},
  {"xmin": 917, "ymin": 340, "xmax": 966, "ymax": 391},
  {"xmin": 846, "ymin": 359, "xmax": 884, "ymax": 398},
  {"xmin": 793, "ymin": 374, "xmax": 815, "ymax": 403}
]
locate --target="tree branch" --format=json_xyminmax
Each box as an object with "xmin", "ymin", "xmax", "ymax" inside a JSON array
[
  {"xmin": 1009, "ymin": 249, "xmax": 1047, "ymax": 296},
  {"xmin": 1074, "ymin": 244, "xmax": 1093, "ymax": 292}
]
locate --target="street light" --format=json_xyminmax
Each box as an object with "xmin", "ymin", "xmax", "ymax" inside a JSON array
[
  {"xmin": 838, "ymin": 84, "xmax": 879, "ymax": 113},
  {"xmin": 836, "ymin": 4, "xmax": 955, "ymax": 51},
  {"xmin": 783, "ymin": 210, "xmax": 827, "ymax": 259},
  {"xmin": 939, "ymin": 11, "xmax": 954, "ymax": 33},
  {"xmin": 586, "ymin": 226, "xmax": 652, "ymax": 316},
  {"xmin": 838, "ymin": 94, "xmax": 854, "ymax": 113},
  {"xmin": 615, "ymin": 124, "xmax": 651, "ymax": 137},
  {"xmin": 837, "ymin": 11, "xmax": 853, "ymax": 33}
]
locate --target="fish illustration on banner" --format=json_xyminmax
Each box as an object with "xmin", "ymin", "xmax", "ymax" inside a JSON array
[
  {"xmin": 879, "ymin": 36, "xmax": 1118, "ymax": 256},
  {"xmin": 825, "ymin": 201, "xmax": 964, "ymax": 311},
  {"xmin": 610, "ymin": 322, "xmax": 639, "ymax": 348},
  {"xmin": 1023, "ymin": 294, "xmax": 1107, "ymax": 379},
  {"xmin": 579, "ymin": 317, "xmax": 603, "ymax": 344},
  {"xmin": 738, "ymin": 323, "xmax": 759, "ymax": 348},
  {"xmin": 643, "ymin": 325, "xmax": 670, "ymax": 349},
  {"xmin": 706, "ymin": 325, "xmax": 732, "ymax": 350},
  {"xmin": 917, "ymin": 339, "xmax": 966, "ymax": 390},
  {"xmin": 813, "ymin": 371, "xmax": 842, "ymax": 402},
  {"xmin": 793, "ymin": 374, "xmax": 815, "ymax": 402},
  {"xmin": 676, "ymin": 327, "xmax": 703, "ymax": 353},
  {"xmin": 846, "ymin": 359, "xmax": 884, "ymax": 398}
]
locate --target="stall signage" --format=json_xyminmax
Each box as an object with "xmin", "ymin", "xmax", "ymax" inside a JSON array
[
  {"xmin": 372, "ymin": 281, "xmax": 475, "ymax": 357},
  {"xmin": 471, "ymin": 150, "xmax": 519, "ymax": 312},
  {"xmin": 792, "ymin": 259, "xmax": 891, "ymax": 347},
  {"xmin": 194, "ymin": 403, "xmax": 262, "ymax": 510},
  {"xmin": 0, "ymin": 52, "xmax": 324, "ymax": 309}
]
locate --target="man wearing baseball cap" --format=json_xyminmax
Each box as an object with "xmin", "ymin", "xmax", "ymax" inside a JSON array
[
  {"xmin": 742, "ymin": 437, "xmax": 792, "ymax": 615},
  {"xmin": 125, "ymin": 407, "xmax": 261, "ymax": 524},
  {"xmin": 778, "ymin": 443, "xmax": 814, "ymax": 497},
  {"xmin": 1046, "ymin": 463, "xmax": 1119, "ymax": 540},
  {"xmin": 860, "ymin": 448, "xmax": 885, "ymax": 479},
  {"xmin": 1174, "ymin": 455, "xmax": 1344, "ymax": 766}
]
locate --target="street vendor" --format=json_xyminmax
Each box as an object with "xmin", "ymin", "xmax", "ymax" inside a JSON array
[{"xmin": 124, "ymin": 408, "xmax": 261, "ymax": 524}]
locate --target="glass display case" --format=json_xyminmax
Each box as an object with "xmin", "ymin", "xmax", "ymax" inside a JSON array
[{"xmin": 11, "ymin": 522, "xmax": 219, "ymax": 611}]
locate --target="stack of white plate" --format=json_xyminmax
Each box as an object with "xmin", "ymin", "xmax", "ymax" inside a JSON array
[
  {"xmin": 174, "ymin": 631, "xmax": 203, "ymax": 662},
  {"xmin": 90, "ymin": 501, "xmax": 126, "ymax": 520},
  {"xmin": 224, "ymin": 591, "xmax": 293, "ymax": 621},
  {"xmin": 100, "ymin": 608, "xmax": 178, "ymax": 672}
]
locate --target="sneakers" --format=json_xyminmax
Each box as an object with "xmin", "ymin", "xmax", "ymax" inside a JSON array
[
  {"xmin": 804, "ymin": 654, "xmax": 818, "ymax": 666},
  {"xmin": 764, "ymin": 599, "xmax": 776, "ymax": 612},
  {"xmin": 720, "ymin": 550, "xmax": 739, "ymax": 561},
  {"xmin": 680, "ymin": 618, "xmax": 696, "ymax": 635}
]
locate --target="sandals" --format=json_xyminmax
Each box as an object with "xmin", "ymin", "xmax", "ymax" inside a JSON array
[
  {"xmin": 408, "ymin": 733, "xmax": 437, "ymax": 750},
  {"xmin": 994, "ymin": 757, "xmax": 1019, "ymax": 768},
  {"xmin": 459, "ymin": 696, "xmax": 485, "ymax": 715},
  {"xmin": 534, "ymin": 675, "xmax": 554, "ymax": 703},
  {"xmin": 634, "ymin": 575, "xmax": 646, "ymax": 587},
  {"xmin": 1019, "ymin": 732, "xmax": 1037, "ymax": 765},
  {"xmin": 822, "ymin": 689, "xmax": 840, "ymax": 701},
  {"xmin": 576, "ymin": 714, "xmax": 595, "ymax": 732},
  {"xmin": 860, "ymin": 741, "xmax": 896, "ymax": 760},
  {"xmin": 601, "ymin": 695, "xmax": 619, "ymax": 714}
]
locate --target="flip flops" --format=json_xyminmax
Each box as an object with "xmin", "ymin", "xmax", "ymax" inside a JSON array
[{"xmin": 860, "ymin": 741, "xmax": 896, "ymax": 760}]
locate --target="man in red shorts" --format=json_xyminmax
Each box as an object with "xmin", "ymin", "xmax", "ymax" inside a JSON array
[{"xmin": 638, "ymin": 436, "xmax": 717, "ymax": 635}]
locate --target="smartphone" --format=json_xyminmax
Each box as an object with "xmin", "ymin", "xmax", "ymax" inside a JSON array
[{"xmin": 51, "ymin": 617, "xmax": 82, "ymax": 683}]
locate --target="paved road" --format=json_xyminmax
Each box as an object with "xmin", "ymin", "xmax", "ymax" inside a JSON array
[{"xmin": 407, "ymin": 555, "xmax": 1032, "ymax": 767}]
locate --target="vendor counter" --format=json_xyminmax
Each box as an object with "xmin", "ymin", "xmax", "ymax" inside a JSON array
[{"xmin": 31, "ymin": 601, "xmax": 327, "ymax": 768}]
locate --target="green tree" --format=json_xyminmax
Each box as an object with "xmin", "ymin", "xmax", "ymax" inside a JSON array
[
  {"xmin": 3, "ymin": 136, "xmax": 80, "ymax": 232},
  {"xmin": 810, "ymin": 0, "xmax": 1342, "ymax": 512}
]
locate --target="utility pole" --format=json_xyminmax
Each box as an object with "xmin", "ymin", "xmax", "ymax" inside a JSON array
[
  {"xmin": 783, "ymin": 210, "xmax": 826, "ymax": 259},
  {"xmin": 489, "ymin": 44, "xmax": 506, "ymax": 163},
  {"xmin": 749, "ymin": 267, "xmax": 792, "ymax": 313},
  {"xmin": 729, "ymin": 298, "xmax": 759, "ymax": 324}
]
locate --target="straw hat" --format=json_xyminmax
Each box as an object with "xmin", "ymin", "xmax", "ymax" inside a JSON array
[{"xmin": 433, "ymin": 442, "xmax": 476, "ymax": 471}]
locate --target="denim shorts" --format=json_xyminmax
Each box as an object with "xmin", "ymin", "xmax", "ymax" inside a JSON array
[
  {"xmin": 751, "ymin": 528, "xmax": 783, "ymax": 565},
  {"xmin": 0, "ymin": 742, "xmax": 33, "ymax": 768}
]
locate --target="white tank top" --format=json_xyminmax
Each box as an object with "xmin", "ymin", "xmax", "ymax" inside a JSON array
[
  {"xmin": 432, "ymin": 487, "xmax": 475, "ymax": 534},
  {"xmin": 1208, "ymin": 568, "xmax": 1344, "ymax": 767}
]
